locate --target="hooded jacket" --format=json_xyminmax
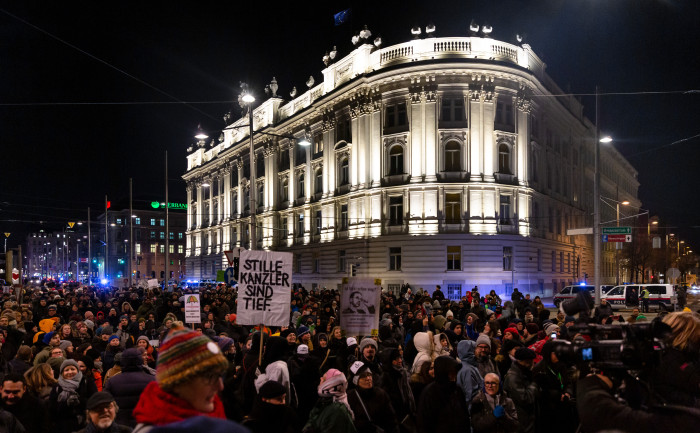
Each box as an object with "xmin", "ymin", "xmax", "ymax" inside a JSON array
[
  {"xmin": 411, "ymin": 332, "xmax": 435, "ymax": 374},
  {"xmin": 456, "ymin": 340, "xmax": 484, "ymax": 404},
  {"xmin": 416, "ymin": 356, "xmax": 469, "ymax": 433}
]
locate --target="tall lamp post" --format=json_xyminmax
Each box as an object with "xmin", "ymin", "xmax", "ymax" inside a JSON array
[
  {"xmin": 240, "ymin": 84, "xmax": 257, "ymax": 250},
  {"xmin": 616, "ymin": 199, "xmax": 630, "ymax": 285}
]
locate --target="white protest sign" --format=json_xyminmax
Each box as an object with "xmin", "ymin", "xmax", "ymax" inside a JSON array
[
  {"xmin": 236, "ymin": 250, "xmax": 292, "ymax": 327},
  {"xmin": 147, "ymin": 278, "xmax": 159, "ymax": 289},
  {"xmin": 340, "ymin": 278, "xmax": 381, "ymax": 336},
  {"xmin": 184, "ymin": 293, "xmax": 201, "ymax": 324}
]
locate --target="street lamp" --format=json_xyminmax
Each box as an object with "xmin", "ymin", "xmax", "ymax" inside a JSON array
[
  {"xmin": 615, "ymin": 199, "xmax": 629, "ymax": 285},
  {"xmin": 241, "ymin": 83, "xmax": 258, "ymax": 250},
  {"xmin": 593, "ymin": 91, "xmax": 611, "ymax": 306}
]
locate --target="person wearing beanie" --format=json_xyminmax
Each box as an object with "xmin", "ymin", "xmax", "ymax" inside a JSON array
[
  {"xmin": 432, "ymin": 314, "xmax": 447, "ymax": 332},
  {"xmin": 101, "ymin": 335, "xmax": 122, "ymax": 374},
  {"xmin": 132, "ymin": 326, "xmax": 230, "ymax": 429},
  {"xmin": 347, "ymin": 361, "xmax": 399, "ymax": 433},
  {"xmin": 474, "ymin": 334, "xmax": 499, "ymax": 378},
  {"xmin": 502, "ymin": 327, "xmax": 520, "ymax": 341},
  {"xmin": 243, "ymin": 380, "xmax": 299, "ymax": 433},
  {"xmin": 104, "ymin": 348, "xmax": 155, "ymax": 428},
  {"xmin": 48, "ymin": 358, "xmax": 98, "ymax": 433},
  {"xmin": 357, "ymin": 337, "xmax": 382, "ymax": 382},
  {"xmin": 504, "ymin": 347, "xmax": 538, "ymax": 433},
  {"xmin": 287, "ymin": 342, "xmax": 322, "ymax": 428},
  {"xmin": 304, "ymin": 369, "xmax": 355, "ymax": 433},
  {"xmin": 33, "ymin": 331, "xmax": 62, "ymax": 366}
]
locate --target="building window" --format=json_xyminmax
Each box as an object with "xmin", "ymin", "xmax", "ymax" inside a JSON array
[
  {"xmin": 530, "ymin": 151, "xmax": 538, "ymax": 182},
  {"xmin": 385, "ymin": 102, "xmax": 408, "ymax": 129},
  {"xmin": 169, "ymin": 232, "xmax": 174, "ymax": 240},
  {"xmin": 503, "ymin": 247, "xmax": 513, "ymax": 271},
  {"xmin": 312, "ymin": 254, "xmax": 320, "ymax": 273},
  {"xmin": 339, "ymin": 158, "xmax": 349, "ymax": 186},
  {"xmin": 135, "ymin": 243, "xmax": 141, "ymax": 254},
  {"xmin": 150, "ymin": 218, "xmax": 156, "ymax": 226},
  {"xmin": 178, "ymin": 232, "xmax": 183, "ymax": 240},
  {"xmin": 498, "ymin": 143, "xmax": 512, "ymax": 174},
  {"xmin": 499, "ymin": 195, "xmax": 511, "ymax": 225},
  {"xmin": 389, "ymin": 196, "xmax": 403, "ymax": 226},
  {"xmin": 447, "ymin": 246, "xmax": 461, "ymax": 270},
  {"xmin": 389, "ymin": 145, "xmax": 404, "ymax": 175},
  {"xmin": 150, "ymin": 244, "xmax": 157, "ymax": 253},
  {"xmin": 150, "ymin": 231, "xmax": 156, "ymax": 239},
  {"xmin": 159, "ymin": 245, "xmax": 165, "ymax": 254},
  {"xmin": 178, "ymin": 245, "xmax": 183, "ymax": 254},
  {"xmin": 314, "ymin": 133, "xmax": 324, "ymax": 155},
  {"xmin": 389, "ymin": 247, "xmax": 402, "ymax": 271},
  {"xmin": 532, "ymin": 202, "xmax": 539, "ymax": 228},
  {"xmin": 495, "ymin": 99, "xmax": 514, "ymax": 130},
  {"xmin": 441, "ymin": 97, "xmax": 465, "ymax": 122},
  {"xmin": 340, "ymin": 204, "xmax": 348, "ymax": 230},
  {"xmin": 567, "ymin": 252, "xmax": 571, "ymax": 273},
  {"xmin": 315, "ymin": 169, "xmax": 323, "ymax": 194},
  {"xmin": 338, "ymin": 250, "xmax": 346, "ymax": 272},
  {"xmin": 548, "ymin": 207, "xmax": 554, "ymax": 233},
  {"xmin": 560, "ymin": 252, "xmax": 564, "ymax": 273},
  {"xmin": 257, "ymin": 184, "xmax": 264, "ymax": 208},
  {"xmin": 295, "ymin": 254, "xmax": 302, "ymax": 273},
  {"xmin": 337, "ymin": 117, "xmax": 352, "ymax": 143},
  {"xmin": 297, "ymin": 214, "xmax": 304, "ymax": 237},
  {"xmin": 445, "ymin": 193, "xmax": 461, "ymax": 224},
  {"xmin": 444, "ymin": 141, "xmax": 461, "ymax": 172},
  {"xmin": 551, "ymin": 251, "xmax": 556, "ymax": 272},
  {"xmin": 298, "ymin": 175, "xmax": 305, "ymax": 198},
  {"xmin": 169, "ymin": 245, "xmax": 174, "ymax": 254},
  {"xmin": 231, "ymin": 191, "xmax": 238, "ymax": 215},
  {"xmin": 159, "ymin": 232, "xmax": 165, "ymax": 240},
  {"xmin": 135, "ymin": 218, "xmax": 141, "ymax": 225},
  {"xmin": 315, "ymin": 210, "xmax": 322, "ymax": 235},
  {"xmin": 160, "ymin": 219, "xmax": 165, "ymax": 226},
  {"xmin": 116, "ymin": 218, "xmax": 122, "ymax": 225},
  {"xmin": 281, "ymin": 180, "xmax": 289, "ymax": 202},
  {"xmin": 281, "ymin": 217, "xmax": 288, "ymax": 239}
]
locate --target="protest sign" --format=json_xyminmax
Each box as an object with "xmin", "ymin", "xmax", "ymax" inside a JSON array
[
  {"xmin": 184, "ymin": 293, "xmax": 201, "ymax": 324},
  {"xmin": 147, "ymin": 278, "xmax": 159, "ymax": 289},
  {"xmin": 236, "ymin": 250, "xmax": 292, "ymax": 327},
  {"xmin": 340, "ymin": 278, "xmax": 381, "ymax": 336}
]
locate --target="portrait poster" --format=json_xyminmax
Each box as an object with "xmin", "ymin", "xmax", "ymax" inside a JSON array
[{"xmin": 340, "ymin": 278, "xmax": 381, "ymax": 336}]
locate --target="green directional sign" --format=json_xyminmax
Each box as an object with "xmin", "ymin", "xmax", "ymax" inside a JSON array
[{"xmin": 602, "ymin": 227, "xmax": 631, "ymax": 235}]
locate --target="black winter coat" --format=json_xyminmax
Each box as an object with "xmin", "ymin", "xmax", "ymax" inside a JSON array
[
  {"xmin": 48, "ymin": 375, "xmax": 97, "ymax": 433},
  {"xmin": 103, "ymin": 367, "xmax": 155, "ymax": 427},
  {"xmin": 347, "ymin": 387, "xmax": 399, "ymax": 433},
  {"xmin": 503, "ymin": 362, "xmax": 537, "ymax": 433}
]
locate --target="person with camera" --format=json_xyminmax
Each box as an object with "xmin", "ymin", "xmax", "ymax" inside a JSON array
[
  {"xmin": 577, "ymin": 372, "xmax": 700, "ymax": 433},
  {"xmin": 532, "ymin": 341, "xmax": 577, "ymax": 433},
  {"xmin": 652, "ymin": 311, "xmax": 700, "ymax": 407}
]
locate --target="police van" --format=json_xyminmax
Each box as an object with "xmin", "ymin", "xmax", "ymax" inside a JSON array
[
  {"xmin": 601, "ymin": 284, "xmax": 676, "ymax": 311},
  {"xmin": 553, "ymin": 285, "xmax": 595, "ymax": 307}
]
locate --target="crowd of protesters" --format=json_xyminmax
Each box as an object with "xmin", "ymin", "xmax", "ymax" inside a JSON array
[{"xmin": 0, "ymin": 282, "xmax": 696, "ymax": 432}]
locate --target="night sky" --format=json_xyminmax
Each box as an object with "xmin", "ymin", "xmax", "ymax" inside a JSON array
[{"xmin": 1, "ymin": 0, "xmax": 699, "ymax": 250}]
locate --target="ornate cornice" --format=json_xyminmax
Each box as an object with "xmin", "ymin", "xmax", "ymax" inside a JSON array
[
  {"xmin": 469, "ymin": 74, "xmax": 495, "ymax": 102},
  {"xmin": 321, "ymin": 108, "xmax": 336, "ymax": 131},
  {"xmin": 409, "ymin": 75, "xmax": 437, "ymax": 104}
]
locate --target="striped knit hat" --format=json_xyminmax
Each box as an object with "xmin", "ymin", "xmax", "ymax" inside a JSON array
[{"xmin": 156, "ymin": 326, "xmax": 228, "ymax": 390}]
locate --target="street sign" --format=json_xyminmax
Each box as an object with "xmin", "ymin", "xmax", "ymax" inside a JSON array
[
  {"xmin": 67, "ymin": 222, "xmax": 75, "ymax": 229},
  {"xmin": 602, "ymin": 227, "xmax": 631, "ymax": 235},
  {"xmin": 602, "ymin": 234, "xmax": 632, "ymax": 242},
  {"xmin": 224, "ymin": 267, "xmax": 237, "ymax": 285},
  {"xmin": 224, "ymin": 247, "xmax": 245, "ymax": 266},
  {"xmin": 567, "ymin": 228, "xmax": 593, "ymax": 235}
]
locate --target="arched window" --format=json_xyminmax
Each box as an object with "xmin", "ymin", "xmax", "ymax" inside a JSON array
[
  {"xmin": 389, "ymin": 146, "xmax": 404, "ymax": 175},
  {"xmin": 339, "ymin": 158, "xmax": 349, "ymax": 186},
  {"xmin": 298, "ymin": 174, "xmax": 305, "ymax": 198},
  {"xmin": 315, "ymin": 169, "xmax": 323, "ymax": 194},
  {"xmin": 498, "ymin": 142, "xmax": 511, "ymax": 174},
  {"xmin": 530, "ymin": 151, "xmax": 538, "ymax": 182},
  {"xmin": 444, "ymin": 141, "xmax": 461, "ymax": 172}
]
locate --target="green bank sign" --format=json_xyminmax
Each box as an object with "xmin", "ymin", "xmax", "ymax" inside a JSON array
[{"xmin": 151, "ymin": 202, "xmax": 188, "ymax": 210}]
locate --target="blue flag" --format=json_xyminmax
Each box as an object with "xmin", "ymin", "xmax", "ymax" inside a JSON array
[{"xmin": 334, "ymin": 8, "xmax": 351, "ymax": 26}]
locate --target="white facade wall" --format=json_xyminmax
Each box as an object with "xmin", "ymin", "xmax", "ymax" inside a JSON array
[{"xmin": 182, "ymin": 35, "xmax": 638, "ymax": 297}]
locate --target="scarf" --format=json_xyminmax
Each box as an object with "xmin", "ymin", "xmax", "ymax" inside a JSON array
[
  {"xmin": 57, "ymin": 371, "xmax": 83, "ymax": 403},
  {"xmin": 317, "ymin": 369, "xmax": 354, "ymax": 419},
  {"xmin": 133, "ymin": 381, "xmax": 226, "ymax": 426}
]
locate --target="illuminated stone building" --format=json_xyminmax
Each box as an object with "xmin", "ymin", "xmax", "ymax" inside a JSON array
[{"xmin": 183, "ymin": 28, "xmax": 638, "ymax": 298}]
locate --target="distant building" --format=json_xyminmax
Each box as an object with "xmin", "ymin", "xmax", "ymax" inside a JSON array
[
  {"xmin": 25, "ymin": 203, "xmax": 187, "ymax": 286},
  {"xmin": 183, "ymin": 28, "xmax": 638, "ymax": 298}
]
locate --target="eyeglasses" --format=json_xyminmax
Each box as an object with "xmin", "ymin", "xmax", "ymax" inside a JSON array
[{"xmin": 484, "ymin": 382, "xmax": 499, "ymax": 386}]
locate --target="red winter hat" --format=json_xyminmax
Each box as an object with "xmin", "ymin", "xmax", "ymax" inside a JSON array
[
  {"xmin": 229, "ymin": 313, "xmax": 237, "ymax": 323},
  {"xmin": 504, "ymin": 327, "xmax": 519, "ymax": 338}
]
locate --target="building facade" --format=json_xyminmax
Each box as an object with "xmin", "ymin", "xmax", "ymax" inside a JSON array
[{"xmin": 183, "ymin": 31, "xmax": 639, "ymax": 298}]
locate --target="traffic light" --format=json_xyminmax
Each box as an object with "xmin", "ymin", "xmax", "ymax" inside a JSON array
[
  {"xmin": 351, "ymin": 264, "xmax": 357, "ymax": 277},
  {"xmin": 233, "ymin": 257, "xmax": 240, "ymax": 280}
]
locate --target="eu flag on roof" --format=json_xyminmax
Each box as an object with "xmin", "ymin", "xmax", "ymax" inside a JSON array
[{"xmin": 334, "ymin": 8, "xmax": 351, "ymax": 26}]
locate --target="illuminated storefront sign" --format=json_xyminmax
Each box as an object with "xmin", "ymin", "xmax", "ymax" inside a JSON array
[{"xmin": 151, "ymin": 201, "xmax": 187, "ymax": 210}]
